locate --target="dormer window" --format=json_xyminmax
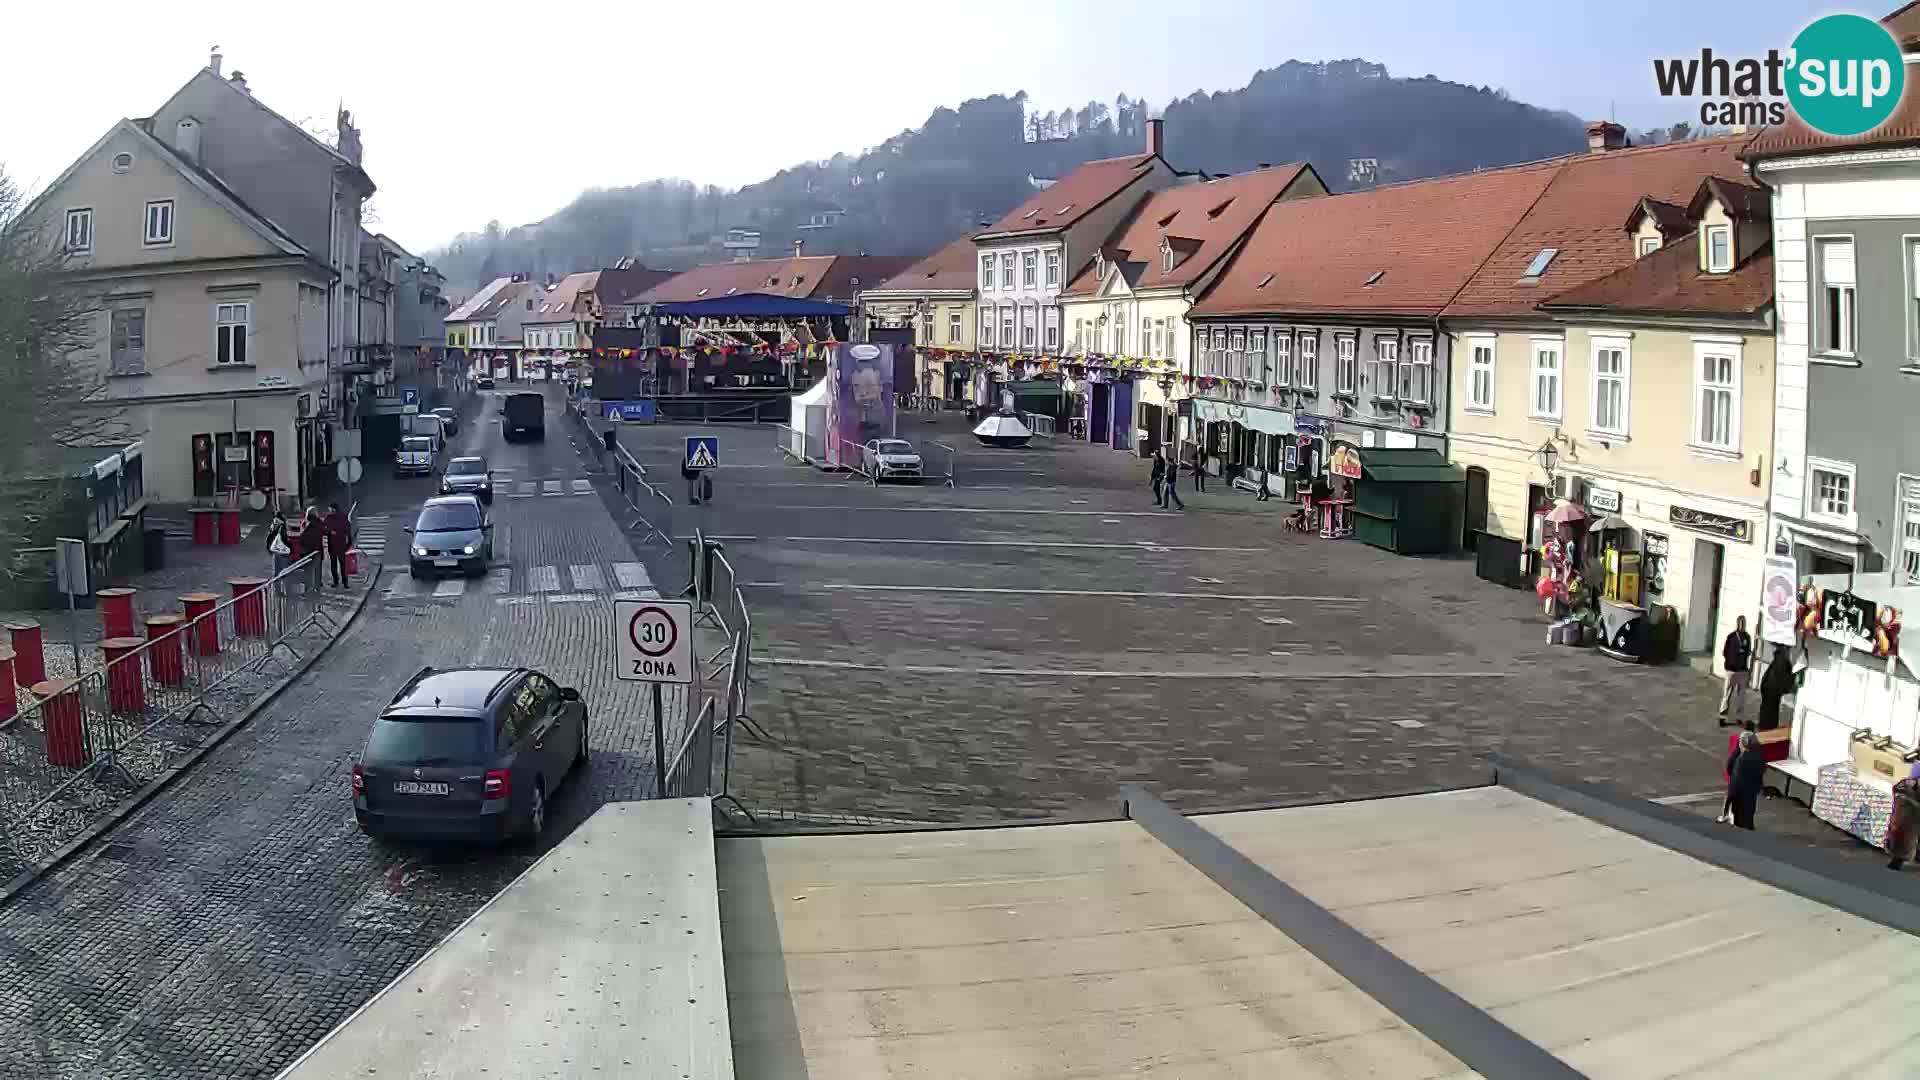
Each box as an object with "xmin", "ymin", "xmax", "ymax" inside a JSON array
[
  {"xmin": 1705, "ymin": 225, "xmax": 1732, "ymax": 273},
  {"xmin": 1094, "ymin": 253, "xmax": 1106, "ymax": 281},
  {"xmin": 1637, "ymin": 236, "xmax": 1661, "ymax": 258},
  {"xmin": 1161, "ymin": 242, "xmax": 1174, "ymax": 274}
]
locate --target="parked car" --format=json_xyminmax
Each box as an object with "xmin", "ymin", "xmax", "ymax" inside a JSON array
[
  {"xmin": 862, "ymin": 438, "xmax": 924, "ymax": 481},
  {"xmin": 352, "ymin": 666, "xmax": 589, "ymax": 845},
  {"xmin": 394, "ymin": 435, "xmax": 437, "ymax": 477},
  {"xmin": 431, "ymin": 406, "xmax": 460, "ymax": 436},
  {"xmin": 405, "ymin": 494, "xmax": 493, "ymax": 578},
  {"xmin": 440, "ymin": 455, "xmax": 494, "ymax": 504}
]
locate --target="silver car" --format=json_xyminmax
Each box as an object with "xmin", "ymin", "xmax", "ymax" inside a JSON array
[{"xmin": 862, "ymin": 438, "xmax": 923, "ymax": 482}]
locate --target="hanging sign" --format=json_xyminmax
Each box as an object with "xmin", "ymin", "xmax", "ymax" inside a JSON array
[
  {"xmin": 1585, "ymin": 486, "xmax": 1621, "ymax": 514},
  {"xmin": 1669, "ymin": 504, "xmax": 1750, "ymax": 543},
  {"xmin": 1760, "ymin": 555, "xmax": 1799, "ymax": 647},
  {"xmin": 1328, "ymin": 442, "xmax": 1363, "ymax": 480}
]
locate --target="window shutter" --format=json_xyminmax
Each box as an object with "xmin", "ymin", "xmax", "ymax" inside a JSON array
[{"xmin": 1822, "ymin": 240, "xmax": 1855, "ymax": 285}]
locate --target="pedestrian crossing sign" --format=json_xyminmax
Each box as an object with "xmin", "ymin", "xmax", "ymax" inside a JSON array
[
  {"xmin": 685, "ymin": 436, "xmax": 718, "ymax": 470},
  {"xmin": 606, "ymin": 405, "xmax": 623, "ymax": 422}
]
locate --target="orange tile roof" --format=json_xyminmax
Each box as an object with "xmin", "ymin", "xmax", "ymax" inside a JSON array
[
  {"xmin": 1443, "ymin": 136, "xmax": 1751, "ymax": 317},
  {"xmin": 1190, "ymin": 161, "xmax": 1563, "ymax": 319},
  {"xmin": 1744, "ymin": 5, "xmax": 1920, "ymax": 159},
  {"xmin": 629, "ymin": 255, "xmax": 914, "ymax": 305},
  {"xmin": 1061, "ymin": 164, "xmax": 1317, "ymax": 297},
  {"xmin": 977, "ymin": 154, "xmax": 1159, "ymax": 238},
  {"xmin": 1539, "ymin": 235, "xmax": 1773, "ymax": 317},
  {"xmin": 869, "ymin": 234, "xmax": 981, "ymax": 294}
]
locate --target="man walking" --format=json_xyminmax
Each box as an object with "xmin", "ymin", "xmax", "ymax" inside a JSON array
[
  {"xmin": 1150, "ymin": 450, "xmax": 1168, "ymax": 508},
  {"xmin": 1160, "ymin": 449, "xmax": 1185, "ymax": 511},
  {"xmin": 1191, "ymin": 446, "xmax": 1208, "ymax": 492},
  {"xmin": 323, "ymin": 503, "xmax": 353, "ymax": 588},
  {"xmin": 1719, "ymin": 615, "xmax": 1754, "ymax": 724}
]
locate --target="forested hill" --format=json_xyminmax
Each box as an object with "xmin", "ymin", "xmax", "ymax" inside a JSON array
[{"xmin": 428, "ymin": 59, "xmax": 1590, "ymax": 291}]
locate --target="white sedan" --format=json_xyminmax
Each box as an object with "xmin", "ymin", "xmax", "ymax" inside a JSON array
[{"xmin": 862, "ymin": 438, "xmax": 923, "ymax": 482}]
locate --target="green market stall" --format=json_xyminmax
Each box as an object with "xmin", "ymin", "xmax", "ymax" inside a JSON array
[{"xmin": 1351, "ymin": 448, "xmax": 1464, "ymax": 555}]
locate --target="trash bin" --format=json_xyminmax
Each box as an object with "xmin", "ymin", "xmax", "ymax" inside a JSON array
[
  {"xmin": 142, "ymin": 527, "xmax": 167, "ymax": 572},
  {"xmin": 603, "ymin": 428, "xmax": 618, "ymax": 454}
]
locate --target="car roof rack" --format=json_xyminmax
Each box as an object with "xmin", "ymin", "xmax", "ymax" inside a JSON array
[
  {"xmin": 390, "ymin": 665, "xmax": 437, "ymax": 705},
  {"xmin": 482, "ymin": 669, "xmax": 525, "ymax": 706}
]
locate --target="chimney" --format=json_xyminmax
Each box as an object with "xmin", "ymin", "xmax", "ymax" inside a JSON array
[
  {"xmin": 1585, "ymin": 120, "xmax": 1628, "ymax": 153},
  {"xmin": 793, "ymin": 239, "xmax": 804, "ymax": 258},
  {"xmin": 208, "ymin": 46, "xmax": 223, "ymax": 77},
  {"xmin": 1145, "ymin": 117, "xmax": 1165, "ymax": 157},
  {"xmin": 229, "ymin": 70, "xmax": 249, "ymax": 96},
  {"xmin": 174, "ymin": 117, "xmax": 202, "ymax": 164}
]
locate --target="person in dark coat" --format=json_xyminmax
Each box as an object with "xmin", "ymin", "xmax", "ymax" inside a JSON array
[
  {"xmin": 1756, "ymin": 647, "xmax": 1795, "ymax": 731},
  {"xmin": 299, "ymin": 506, "xmax": 325, "ymax": 595},
  {"xmin": 1886, "ymin": 767, "xmax": 1920, "ymax": 871},
  {"xmin": 1191, "ymin": 446, "xmax": 1208, "ymax": 492},
  {"xmin": 322, "ymin": 503, "xmax": 353, "ymax": 588},
  {"xmin": 1718, "ymin": 616, "xmax": 1754, "ymax": 724},
  {"xmin": 1149, "ymin": 450, "xmax": 1168, "ymax": 508},
  {"xmin": 1724, "ymin": 730, "xmax": 1768, "ymax": 830}
]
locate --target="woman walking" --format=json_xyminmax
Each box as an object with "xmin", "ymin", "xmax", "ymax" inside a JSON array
[
  {"xmin": 266, "ymin": 510, "xmax": 291, "ymax": 595},
  {"xmin": 1724, "ymin": 730, "xmax": 1768, "ymax": 831},
  {"xmin": 1757, "ymin": 647, "xmax": 1794, "ymax": 731}
]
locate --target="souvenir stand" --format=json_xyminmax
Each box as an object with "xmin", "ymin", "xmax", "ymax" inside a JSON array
[
  {"xmin": 1303, "ymin": 442, "xmax": 1359, "ymax": 539},
  {"xmin": 1771, "ymin": 573, "xmax": 1915, "ymax": 849}
]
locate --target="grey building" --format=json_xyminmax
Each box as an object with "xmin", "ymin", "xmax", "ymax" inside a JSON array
[{"xmin": 372, "ymin": 233, "xmax": 450, "ymax": 394}]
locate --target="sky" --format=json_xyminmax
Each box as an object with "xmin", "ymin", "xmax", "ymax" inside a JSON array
[{"xmin": 0, "ymin": 0, "xmax": 1836, "ymax": 253}]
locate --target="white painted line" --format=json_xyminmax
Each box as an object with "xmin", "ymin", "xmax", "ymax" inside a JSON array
[
  {"xmin": 742, "ymin": 582, "xmax": 1364, "ymax": 603},
  {"xmin": 1191, "ymin": 576, "xmax": 1225, "ymax": 585},
  {"xmin": 517, "ymin": 482, "xmax": 538, "ymax": 497},
  {"xmin": 546, "ymin": 593, "xmax": 594, "ymax": 604},
  {"xmin": 1258, "ymin": 616, "xmax": 1295, "ymax": 626},
  {"xmin": 1650, "ymin": 790, "xmax": 1728, "ymax": 806},
  {"xmin": 541, "ymin": 480, "xmax": 563, "ymax": 496},
  {"xmin": 686, "ymin": 535, "xmax": 1264, "ymax": 553},
  {"xmin": 569, "ymin": 564, "xmax": 605, "ymax": 591},
  {"xmin": 571, "ymin": 479, "xmax": 593, "ymax": 495},
  {"xmin": 529, "ymin": 565, "xmax": 561, "ymax": 592},
  {"xmin": 497, "ymin": 596, "xmax": 540, "ymax": 606},
  {"xmin": 1389, "ymin": 718, "xmax": 1427, "ymax": 729},
  {"xmin": 613, "ymin": 589, "xmax": 662, "ymax": 601},
  {"xmin": 432, "ymin": 578, "xmax": 468, "ymax": 599},
  {"xmin": 764, "ymin": 657, "xmax": 1517, "ymax": 680},
  {"xmin": 760, "ymin": 505, "xmax": 1179, "ymax": 517},
  {"xmin": 612, "ymin": 562, "xmax": 653, "ymax": 589},
  {"xmin": 484, "ymin": 569, "xmax": 513, "ymax": 594}
]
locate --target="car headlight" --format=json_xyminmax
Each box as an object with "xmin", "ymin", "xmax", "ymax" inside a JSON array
[
  {"xmin": 462, "ymin": 544, "xmax": 476, "ymax": 555},
  {"xmin": 412, "ymin": 545, "xmax": 427, "ymax": 557}
]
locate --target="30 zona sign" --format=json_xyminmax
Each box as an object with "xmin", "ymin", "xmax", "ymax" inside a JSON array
[{"xmin": 614, "ymin": 598, "xmax": 694, "ymax": 684}]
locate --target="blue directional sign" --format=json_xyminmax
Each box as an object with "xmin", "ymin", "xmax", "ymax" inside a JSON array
[
  {"xmin": 685, "ymin": 435, "xmax": 719, "ymax": 470},
  {"xmin": 603, "ymin": 400, "xmax": 656, "ymax": 423},
  {"xmin": 400, "ymin": 385, "xmax": 419, "ymax": 407}
]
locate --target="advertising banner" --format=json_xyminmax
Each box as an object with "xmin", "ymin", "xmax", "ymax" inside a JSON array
[{"xmin": 825, "ymin": 343, "xmax": 895, "ymax": 468}]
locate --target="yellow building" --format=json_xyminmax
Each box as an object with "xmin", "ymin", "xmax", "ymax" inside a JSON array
[
  {"xmin": 860, "ymin": 235, "xmax": 978, "ymax": 403},
  {"xmin": 1448, "ymin": 168, "xmax": 1776, "ymax": 665}
]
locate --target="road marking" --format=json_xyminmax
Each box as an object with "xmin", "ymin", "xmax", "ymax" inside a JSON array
[
  {"xmin": 1650, "ymin": 790, "xmax": 1728, "ymax": 806},
  {"xmin": 764, "ymin": 657, "xmax": 1517, "ymax": 680},
  {"xmin": 685, "ymin": 535, "xmax": 1263, "ymax": 553},
  {"xmin": 759, "ymin": 505, "xmax": 1180, "ymax": 517},
  {"xmin": 547, "ymin": 593, "xmax": 594, "ymax": 604},
  {"xmin": 498, "ymin": 596, "xmax": 540, "ymax": 606},
  {"xmin": 1389, "ymin": 718, "xmax": 1427, "ymax": 729},
  {"xmin": 1258, "ymin": 616, "xmax": 1295, "ymax": 625},
  {"xmin": 542, "ymin": 480, "xmax": 563, "ymax": 496},
  {"xmin": 1191, "ymin": 576, "xmax": 1225, "ymax": 584},
  {"xmin": 484, "ymin": 569, "xmax": 512, "ymax": 594},
  {"xmin": 513, "ymin": 482, "xmax": 538, "ymax": 498},
  {"xmin": 529, "ymin": 565, "xmax": 561, "ymax": 592},
  {"xmin": 571, "ymin": 479, "xmax": 593, "ymax": 495},
  {"xmin": 432, "ymin": 578, "xmax": 467, "ymax": 599},
  {"xmin": 612, "ymin": 562, "xmax": 653, "ymax": 589},
  {"xmin": 741, "ymin": 582, "xmax": 1363, "ymax": 603},
  {"xmin": 569, "ymin": 564, "xmax": 604, "ymax": 591},
  {"xmin": 613, "ymin": 589, "xmax": 662, "ymax": 601}
]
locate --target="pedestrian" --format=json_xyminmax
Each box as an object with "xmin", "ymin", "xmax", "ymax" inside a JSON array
[
  {"xmin": 300, "ymin": 505, "xmax": 325, "ymax": 595},
  {"xmin": 1254, "ymin": 470, "xmax": 1271, "ymax": 501},
  {"xmin": 323, "ymin": 502, "xmax": 353, "ymax": 588},
  {"xmin": 1150, "ymin": 450, "xmax": 1168, "ymax": 507},
  {"xmin": 1162, "ymin": 462, "xmax": 1185, "ymax": 511},
  {"xmin": 1723, "ymin": 729, "xmax": 1768, "ymax": 830},
  {"xmin": 266, "ymin": 510, "xmax": 291, "ymax": 594},
  {"xmin": 1718, "ymin": 615, "xmax": 1754, "ymax": 725},
  {"xmin": 682, "ymin": 458, "xmax": 704, "ymax": 506},
  {"xmin": 1885, "ymin": 765, "xmax": 1920, "ymax": 871},
  {"xmin": 1757, "ymin": 646, "xmax": 1795, "ymax": 731},
  {"xmin": 1191, "ymin": 446, "xmax": 1208, "ymax": 492}
]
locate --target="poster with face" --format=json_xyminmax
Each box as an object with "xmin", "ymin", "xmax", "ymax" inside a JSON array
[{"xmin": 826, "ymin": 343, "xmax": 896, "ymax": 468}]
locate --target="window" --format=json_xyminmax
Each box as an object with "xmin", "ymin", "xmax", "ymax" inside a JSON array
[
  {"xmin": 1115, "ymin": 317, "xmax": 1128, "ymax": 356},
  {"xmin": 1530, "ymin": 340, "xmax": 1561, "ymax": 419},
  {"xmin": 1168, "ymin": 317, "xmax": 1181, "ymax": 365},
  {"xmin": 1228, "ymin": 328, "xmax": 1245, "ymax": 378},
  {"xmin": 1705, "ymin": 226, "xmax": 1731, "ymax": 272},
  {"xmin": 948, "ymin": 309, "xmax": 961, "ymax": 344},
  {"xmin": 1044, "ymin": 250, "xmax": 1060, "ymax": 287},
  {"xmin": 1693, "ymin": 345, "xmax": 1739, "ymax": 452},
  {"xmin": 109, "ymin": 309, "xmax": 146, "ymax": 376},
  {"xmin": 1807, "ymin": 459, "xmax": 1856, "ymax": 528},
  {"xmin": 143, "ymin": 200, "xmax": 174, "ymax": 246},
  {"xmin": 1372, "ymin": 337, "xmax": 1399, "ymax": 399},
  {"xmin": 65, "ymin": 208, "xmax": 92, "ymax": 253},
  {"xmin": 1273, "ymin": 331, "xmax": 1291, "ymax": 386},
  {"xmin": 1142, "ymin": 318, "xmax": 1153, "ymax": 357},
  {"xmin": 1249, "ymin": 330, "xmax": 1268, "ymax": 382},
  {"xmin": 1466, "ymin": 338, "xmax": 1495, "ymax": 411},
  {"xmin": 1335, "ymin": 336, "xmax": 1356, "ymax": 394},
  {"xmin": 1072, "ymin": 318, "xmax": 1083, "ymax": 348},
  {"xmin": 1520, "ymin": 247, "xmax": 1559, "ymax": 280},
  {"xmin": 1162, "ymin": 244, "xmax": 1174, "ymax": 273},
  {"xmin": 980, "ymin": 307, "xmax": 994, "ymax": 347},
  {"xmin": 215, "ymin": 302, "xmax": 250, "ymax": 365},
  {"xmin": 980, "ymin": 254, "xmax": 995, "ymax": 291},
  {"xmin": 1902, "ymin": 483, "xmax": 1920, "ymax": 585},
  {"xmin": 1405, "ymin": 338, "xmax": 1433, "ymax": 405},
  {"xmin": 1021, "ymin": 306, "xmax": 1036, "ymax": 349},
  {"xmin": 1638, "ymin": 235, "xmax": 1661, "ymax": 257},
  {"xmin": 1817, "ymin": 237, "xmax": 1856, "ymax": 355},
  {"xmin": 1022, "ymin": 251, "xmax": 1038, "ymax": 288},
  {"xmin": 1296, "ymin": 334, "xmax": 1317, "ymax": 391},
  {"xmin": 1044, "ymin": 307, "xmax": 1059, "ymax": 351},
  {"xmin": 1000, "ymin": 253, "xmax": 1015, "ymax": 289},
  {"xmin": 111, "ymin": 152, "xmax": 134, "ymax": 174},
  {"xmin": 1590, "ymin": 338, "xmax": 1628, "ymax": 435},
  {"xmin": 1000, "ymin": 305, "xmax": 1014, "ymax": 347}
]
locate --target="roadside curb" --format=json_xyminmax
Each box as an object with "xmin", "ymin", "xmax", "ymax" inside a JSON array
[{"xmin": 0, "ymin": 566, "xmax": 385, "ymax": 907}]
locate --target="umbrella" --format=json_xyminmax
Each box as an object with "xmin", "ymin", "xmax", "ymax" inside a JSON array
[
  {"xmin": 972, "ymin": 414, "xmax": 1033, "ymax": 448},
  {"xmin": 1589, "ymin": 515, "xmax": 1631, "ymax": 532},
  {"xmin": 1544, "ymin": 499, "xmax": 1587, "ymax": 525}
]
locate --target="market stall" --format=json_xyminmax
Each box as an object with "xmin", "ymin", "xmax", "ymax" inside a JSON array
[{"xmin": 1348, "ymin": 448, "xmax": 1464, "ymax": 556}]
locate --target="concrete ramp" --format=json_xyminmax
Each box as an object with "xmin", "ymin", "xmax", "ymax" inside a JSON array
[
  {"xmin": 276, "ymin": 798, "xmax": 732, "ymax": 1080},
  {"xmin": 718, "ymin": 820, "xmax": 1477, "ymax": 1079}
]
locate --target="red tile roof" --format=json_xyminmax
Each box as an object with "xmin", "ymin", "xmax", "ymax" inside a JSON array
[
  {"xmin": 813, "ymin": 255, "xmax": 918, "ymax": 300},
  {"xmin": 1539, "ymin": 235, "xmax": 1773, "ymax": 317},
  {"xmin": 977, "ymin": 154, "xmax": 1159, "ymax": 238},
  {"xmin": 1442, "ymin": 136, "xmax": 1750, "ymax": 317},
  {"xmin": 1745, "ymin": 6, "xmax": 1920, "ymax": 158},
  {"xmin": 1190, "ymin": 161, "xmax": 1563, "ymax": 319},
  {"xmin": 869, "ymin": 235, "xmax": 981, "ymax": 294},
  {"xmin": 629, "ymin": 254, "xmax": 917, "ymax": 305},
  {"xmin": 1061, "ymin": 164, "xmax": 1318, "ymax": 297}
]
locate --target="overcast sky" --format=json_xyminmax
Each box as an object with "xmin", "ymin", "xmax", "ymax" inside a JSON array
[{"xmin": 2, "ymin": 0, "xmax": 1827, "ymax": 253}]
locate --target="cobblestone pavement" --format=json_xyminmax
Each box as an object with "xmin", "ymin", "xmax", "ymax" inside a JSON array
[{"xmin": 0, "ymin": 389, "xmax": 718, "ymax": 1080}]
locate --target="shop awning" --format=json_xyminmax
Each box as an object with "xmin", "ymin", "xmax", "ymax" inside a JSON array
[
  {"xmin": 1004, "ymin": 379, "xmax": 1064, "ymax": 397},
  {"xmin": 1357, "ymin": 447, "xmax": 1463, "ymax": 484}
]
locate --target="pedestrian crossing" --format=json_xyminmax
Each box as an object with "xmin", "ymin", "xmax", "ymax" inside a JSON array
[
  {"xmin": 354, "ymin": 514, "xmax": 393, "ymax": 562},
  {"xmin": 381, "ymin": 561, "xmax": 658, "ymax": 605},
  {"xmin": 504, "ymin": 478, "xmax": 596, "ymax": 499}
]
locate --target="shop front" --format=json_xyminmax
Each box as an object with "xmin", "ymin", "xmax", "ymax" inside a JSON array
[
  {"xmin": 1191, "ymin": 397, "xmax": 1292, "ymax": 493},
  {"xmin": 1079, "ymin": 372, "xmax": 1139, "ymax": 451}
]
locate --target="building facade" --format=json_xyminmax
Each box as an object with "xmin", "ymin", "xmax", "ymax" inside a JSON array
[{"xmin": 860, "ymin": 235, "xmax": 979, "ymax": 403}]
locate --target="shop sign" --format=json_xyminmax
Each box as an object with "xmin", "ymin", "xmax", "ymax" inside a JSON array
[
  {"xmin": 1293, "ymin": 415, "xmax": 1328, "ymax": 434},
  {"xmin": 1760, "ymin": 555, "xmax": 1799, "ymax": 646},
  {"xmin": 1803, "ymin": 585, "xmax": 1902, "ymax": 659},
  {"xmin": 1641, "ymin": 532, "xmax": 1669, "ymax": 596},
  {"xmin": 1668, "ymin": 504, "xmax": 1750, "ymax": 543},
  {"xmin": 1585, "ymin": 486, "xmax": 1621, "ymax": 514},
  {"xmin": 1284, "ymin": 442, "xmax": 1299, "ymax": 472},
  {"xmin": 1328, "ymin": 442, "xmax": 1363, "ymax": 480}
]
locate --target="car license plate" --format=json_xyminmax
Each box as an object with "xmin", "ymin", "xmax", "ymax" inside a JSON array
[
  {"xmin": 393, "ymin": 781, "xmax": 449, "ymax": 795},
  {"xmin": 434, "ymin": 558, "xmax": 458, "ymax": 567}
]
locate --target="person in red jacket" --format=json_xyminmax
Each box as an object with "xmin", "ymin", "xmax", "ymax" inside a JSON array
[{"xmin": 322, "ymin": 503, "xmax": 353, "ymax": 588}]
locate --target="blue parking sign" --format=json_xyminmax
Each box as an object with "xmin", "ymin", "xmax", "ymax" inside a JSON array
[
  {"xmin": 401, "ymin": 386, "xmax": 418, "ymax": 406},
  {"xmin": 685, "ymin": 436, "xmax": 718, "ymax": 470}
]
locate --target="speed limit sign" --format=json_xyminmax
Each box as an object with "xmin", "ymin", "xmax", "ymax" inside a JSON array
[{"xmin": 614, "ymin": 598, "xmax": 693, "ymax": 684}]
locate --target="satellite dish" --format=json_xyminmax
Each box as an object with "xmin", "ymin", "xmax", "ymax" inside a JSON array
[{"xmin": 246, "ymin": 489, "xmax": 268, "ymax": 511}]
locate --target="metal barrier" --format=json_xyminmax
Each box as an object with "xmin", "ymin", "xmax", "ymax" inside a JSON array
[
  {"xmin": 771, "ymin": 423, "xmax": 825, "ymax": 465},
  {"xmin": 927, "ymin": 441, "xmax": 959, "ymax": 488},
  {"xmin": 610, "ymin": 444, "xmax": 674, "ymax": 549},
  {"xmin": 0, "ymin": 553, "xmax": 341, "ymax": 877},
  {"xmin": 1023, "ymin": 412, "xmax": 1058, "ymax": 438},
  {"xmin": 656, "ymin": 532, "xmax": 762, "ymax": 823}
]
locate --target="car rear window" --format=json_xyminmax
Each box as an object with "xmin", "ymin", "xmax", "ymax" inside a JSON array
[{"xmin": 364, "ymin": 718, "xmax": 483, "ymax": 764}]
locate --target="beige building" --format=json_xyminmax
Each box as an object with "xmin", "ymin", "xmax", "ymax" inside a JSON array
[
  {"xmin": 860, "ymin": 235, "xmax": 978, "ymax": 402},
  {"xmin": 32, "ymin": 118, "xmax": 332, "ymax": 503},
  {"xmin": 1449, "ymin": 173, "xmax": 1776, "ymax": 665}
]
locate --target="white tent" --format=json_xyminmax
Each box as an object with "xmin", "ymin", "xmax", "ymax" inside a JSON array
[
  {"xmin": 786, "ymin": 379, "xmax": 829, "ymax": 462},
  {"xmin": 972, "ymin": 413, "xmax": 1032, "ymax": 448}
]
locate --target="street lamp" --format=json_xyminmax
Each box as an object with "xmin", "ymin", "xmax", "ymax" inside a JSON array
[{"xmin": 1535, "ymin": 439, "xmax": 1559, "ymax": 480}]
